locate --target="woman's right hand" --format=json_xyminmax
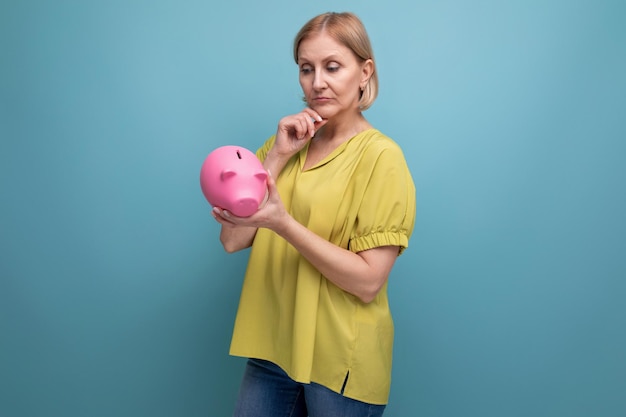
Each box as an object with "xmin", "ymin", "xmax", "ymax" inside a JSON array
[{"xmin": 272, "ymin": 108, "xmax": 327, "ymax": 158}]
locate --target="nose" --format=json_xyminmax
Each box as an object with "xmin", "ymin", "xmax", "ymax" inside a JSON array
[{"xmin": 313, "ymin": 70, "xmax": 326, "ymax": 90}]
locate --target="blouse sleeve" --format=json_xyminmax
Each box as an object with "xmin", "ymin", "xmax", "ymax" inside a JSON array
[
  {"xmin": 255, "ymin": 135, "xmax": 276, "ymax": 163},
  {"xmin": 349, "ymin": 143, "xmax": 416, "ymax": 255}
]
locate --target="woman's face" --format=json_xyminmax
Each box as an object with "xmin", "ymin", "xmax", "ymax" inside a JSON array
[{"xmin": 297, "ymin": 32, "xmax": 371, "ymax": 120}]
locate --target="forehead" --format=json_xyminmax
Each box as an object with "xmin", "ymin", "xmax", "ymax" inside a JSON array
[{"xmin": 297, "ymin": 32, "xmax": 353, "ymax": 62}]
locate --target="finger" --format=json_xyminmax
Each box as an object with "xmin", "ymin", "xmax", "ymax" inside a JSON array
[
  {"xmin": 313, "ymin": 117, "xmax": 329, "ymax": 132},
  {"xmin": 263, "ymin": 171, "xmax": 283, "ymax": 208},
  {"xmin": 293, "ymin": 111, "xmax": 316, "ymax": 139},
  {"xmin": 213, "ymin": 207, "xmax": 233, "ymax": 223},
  {"xmin": 302, "ymin": 108, "xmax": 324, "ymax": 137},
  {"xmin": 304, "ymin": 115, "xmax": 315, "ymax": 138},
  {"xmin": 211, "ymin": 208, "xmax": 228, "ymax": 226},
  {"xmin": 303, "ymin": 107, "xmax": 323, "ymax": 123},
  {"xmin": 266, "ymin": 169, "xmax": 277, "ymax": 194},
  {"xmin": 279, "ymin": 115, "xmax": 304, "ymax": 139},
  {"xmin": 212, "ymin": 207, "xmax": 224, "ymax": 220},
  {"xmin": 296, "ymin": 118, "xmax": 308, "ymax": 140}
]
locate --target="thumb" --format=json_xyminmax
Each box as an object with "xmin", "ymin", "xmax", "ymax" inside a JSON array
[
  {"xmin": 266, "ymin": 169, "xmax": 277, "ymax": 195},
  {"xmin": 258, "ymin": 169, "xmax": 276, "ymax": 207}
]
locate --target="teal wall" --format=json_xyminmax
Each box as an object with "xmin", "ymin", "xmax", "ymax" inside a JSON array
[{"xmin": 1, "ymin": 1, "xmax": 624, "ymax": 416}]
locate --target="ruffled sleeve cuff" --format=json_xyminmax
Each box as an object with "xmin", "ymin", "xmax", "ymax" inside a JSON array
[{"xmin": 349, "ymin": 231, "xmax": 410, "ymax": 256}]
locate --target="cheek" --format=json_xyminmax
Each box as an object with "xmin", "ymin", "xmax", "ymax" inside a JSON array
[
  {"xmin": 299, "ymin": 78, "xmax": 310, "ymax": 94},
  {"xmin": 338, "ymin": 74, "xmax": 361, "ymax": 94}
]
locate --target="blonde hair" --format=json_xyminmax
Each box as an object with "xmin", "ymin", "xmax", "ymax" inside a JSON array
[{"xmin": 293, "ymin": 12, "xmax": 378, "ymax": 111}]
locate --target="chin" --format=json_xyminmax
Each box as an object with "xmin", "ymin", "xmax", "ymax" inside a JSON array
[{"xmin": 310, "ymin": 106, "xmax": 333, "ymax": 120}]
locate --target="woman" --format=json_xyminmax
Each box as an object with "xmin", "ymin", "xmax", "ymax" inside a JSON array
[{"xmin": 212, "ymin": 11, "xmax": 416, "ymax": 417}]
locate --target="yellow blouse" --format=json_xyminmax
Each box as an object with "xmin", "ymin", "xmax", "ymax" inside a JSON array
[{"xmin": 229, "ymin": 129, "xmax": 416, "ymax": 404}]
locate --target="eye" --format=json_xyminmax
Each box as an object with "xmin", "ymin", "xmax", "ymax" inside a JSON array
[
  {"xmin": 300, "ymin": 65, "xmax": 313, "ymax": 74},
  {"xmin": 326, "ymin": 61, "xmax": 341, "ymax": 72}
]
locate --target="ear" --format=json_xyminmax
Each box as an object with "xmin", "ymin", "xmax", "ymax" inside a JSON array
[
  {"xmin": 221, "ymin": 170, "xmax": 236, "ymax": 180},
  {"xmin": 360, "ymin": 58, "xmax": 374, "ymax": 89}
]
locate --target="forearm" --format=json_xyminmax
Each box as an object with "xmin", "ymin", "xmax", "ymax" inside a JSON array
[
  {"xmin": 219, "ymin": 224, "xmax": 257, "ymax": 253},
  {"xmin": 262, "ymin": 148, "xmax": 292, "ymax": 178},
  {"xmin": 274, "ymin": 215, "xmax": 397, "ymax": 303}
]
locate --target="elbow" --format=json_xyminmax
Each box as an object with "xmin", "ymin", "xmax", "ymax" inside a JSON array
[
  {"xmin": 222, "ymin": 244, "xmax": 239, "ymax": 254},
  {"xmin": 218, "ymin": 227, "xmax": 256, "ymax": 253},
  {"xmin": 358, "ymin": 292, "xmax": 380, "ymax": 304},
  {"xmin": 357, "ymin": 281, "xmax": 386, "ymax": 304},
  {"xmin": 221, "ymin": 239, "xmax": 246, "ymax": 253},
  {"xmin": 359, "ymin": 293, "xmax": 377, "ymax": 304}
]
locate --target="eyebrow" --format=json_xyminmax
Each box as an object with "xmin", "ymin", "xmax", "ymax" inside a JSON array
[{"xmin": 297, "ymin": 53, "xmax": 343, "ymax": 63}]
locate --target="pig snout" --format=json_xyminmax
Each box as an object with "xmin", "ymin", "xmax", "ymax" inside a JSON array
[
  {"xmin": 221, "ymin": 170, "xmax": 268, "ymax": 217},
  {"xmin": 232, "ymin": 197, "xmax": 261, "ymax": 217}
]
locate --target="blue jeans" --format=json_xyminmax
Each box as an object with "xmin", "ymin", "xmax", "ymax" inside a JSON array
[{"xmin": 233, "ymin": 358, "xmax": 386, "ymax": 417}]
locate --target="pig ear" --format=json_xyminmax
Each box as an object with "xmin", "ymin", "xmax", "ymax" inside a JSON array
[
  {"xmin": 255, "ymin": 172, "xmax": 268, "ymax": 181},
  {"xmin": 221, "ymin": 170, "xmax": 236, "ymax": 180}
]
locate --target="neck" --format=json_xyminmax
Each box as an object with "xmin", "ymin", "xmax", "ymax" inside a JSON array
[{"xmin": 315, "ymin": 113, "xmax": 371, "ymax": 144}]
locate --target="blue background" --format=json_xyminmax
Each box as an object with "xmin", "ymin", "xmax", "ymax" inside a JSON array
[{"xmin": 1, "ymin": 0, "xmax": 625, "ymax": 416}]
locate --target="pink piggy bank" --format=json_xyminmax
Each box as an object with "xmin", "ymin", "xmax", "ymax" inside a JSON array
[{"xmin": 200, "ymin": 145, "xmax": 268, "ymax": 217}]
